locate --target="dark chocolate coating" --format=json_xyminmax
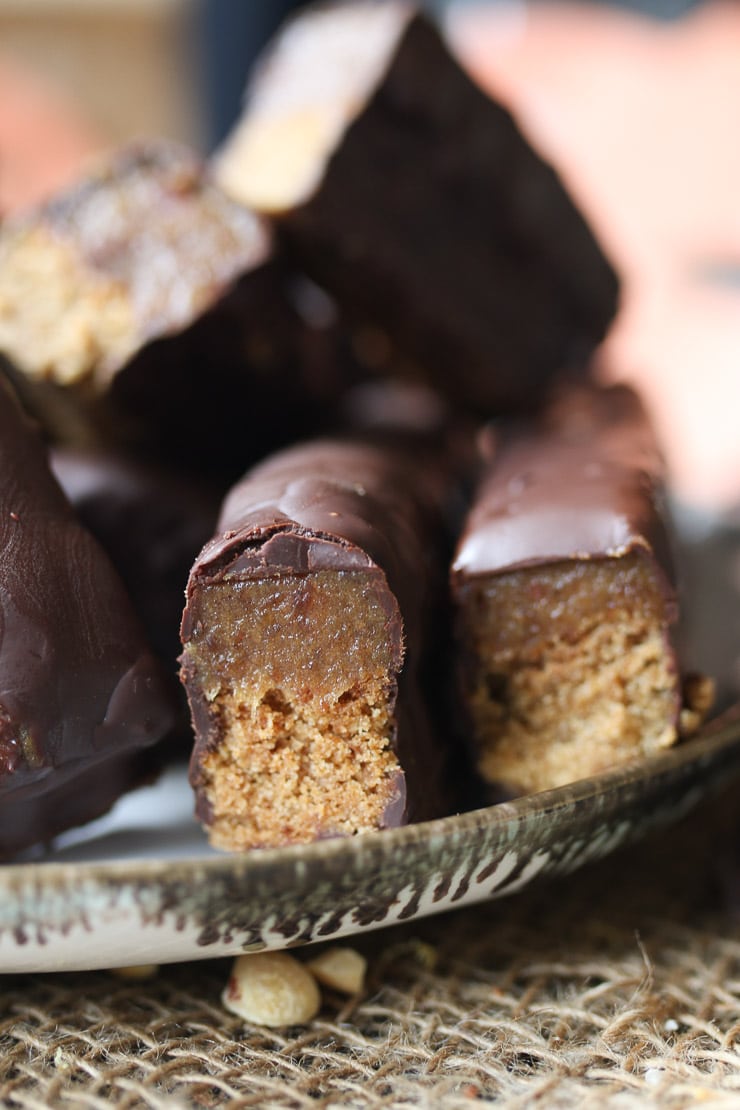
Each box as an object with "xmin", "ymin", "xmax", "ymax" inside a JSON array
[
  {"xmin": 450, "ymin": 384, "xmax": 684, "ymax": 792},
  {"xmin": 50, "ymin": 447, "xmax": 218, "ymax": 675},
  {"xmin": 0, "ymin": 750, "xmax": 159, "ymax": 861},
  {"xmin": 243, "ymin": 4, "xmax": 619, "ymax": 414},
  {"xmin": 94, "ymin": 143, "xmax": 340, "ymax": 480},
  {"xmin": 0, "ymin": 376, "xmax": 177, "ymax": 856},
  {"xmin": 104, "ymin": 258, "xmax": 339, "ymax": 483},
  {"xmin": 181, "ymin": 437, "xmax": 454, "ymax": 830},
  {"xmin": 452, "ymin": 386, "xmax": 675, "ymax": 597},
  {"xmin": 1, "ymin": 141, "xmax": 341, "ymax": 481}
]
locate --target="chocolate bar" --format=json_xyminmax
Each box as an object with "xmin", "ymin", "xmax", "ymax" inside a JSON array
[
  {"xmin": 216, "ymin": 1, "xmax": 619, "ymax": 414},
  {"xmin": 180, "ymin": 437, "xmax": 454, "ymax": 850},
  {"xmin": 0, "ymin": 374, "xmax": 177, "ymax": 857},
  {"xmin": 50, "ymin": 447, "xmax": 218, "ymax": 678},
  {"xmin": 0, "ymin": 140, "xmax": 337, "ymax": 480},
  {"xmin": 450, "ymin": 386, "xmax": 709, "ymax": 797}
]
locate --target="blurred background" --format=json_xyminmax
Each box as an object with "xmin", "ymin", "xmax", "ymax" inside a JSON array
[
  {"xmin": 0, "ymin": 0, "xmax": 737, "ymax": 502},
  {"xmin": 0, "ymin": 0, "xmax": 739, "ymax": 684},
  {"xmin": 0, "ymin": 1, "xmax": 713, "ymax": 151}
]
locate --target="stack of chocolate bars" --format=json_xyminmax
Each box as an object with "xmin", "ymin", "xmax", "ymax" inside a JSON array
[{"xmin": 0, "ymin": 1, "xmax": 711, "ymax": 857}]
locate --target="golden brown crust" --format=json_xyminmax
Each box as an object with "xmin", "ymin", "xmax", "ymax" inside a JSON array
[
  {"xmin": 185, "ymin": 570, "xmax": 404, "ymax": 850},
  {"xmin": 455, "ymin": 553, "xmax": 681, "ymax": 795}
]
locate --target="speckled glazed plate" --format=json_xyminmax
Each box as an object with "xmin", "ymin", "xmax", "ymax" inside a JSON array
[{"xmin": 2, "ymin": 710, "xmax": 740, "ymax": 974}]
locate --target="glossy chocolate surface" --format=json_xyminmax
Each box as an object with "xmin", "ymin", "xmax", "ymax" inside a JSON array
[
  {"xmin": 182, "ymin": 438, "xmax": 455, "ymax": 830},
  {"xmin": 450, "ymin": 385, "xmax": 685, "ymax": 795},
  {"xmin": 0, "ymin": 376, "xmax": 176, "ymax": 855},
  {"xmin": 452, "ymin": 386, "xmax": 675, "ymax": 597}
]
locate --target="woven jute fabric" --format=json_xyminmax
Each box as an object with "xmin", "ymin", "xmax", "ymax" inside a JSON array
[{"xmin": 2, "ymin": 784, "xmax": 740, "ymax": 1109}]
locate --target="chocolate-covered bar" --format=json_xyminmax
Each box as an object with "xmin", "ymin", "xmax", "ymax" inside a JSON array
[
  {"xmin": 50, "ymin": 447, "xmax": 218, "ymax": 678},
  {"xmin": 0, "ymin": 140, "xmax": 337, "ymax": 479},
  {"xmin": 181, "ymin": 438, "xmax": 453, "ymax": 850},
  {"xmin": 215, "ymin": 1, "xmax": 619, "ymax": 414},
  {"xmin": 0, "ymin": 375, "xmax": 177, "ymax": 857},
  {"xmin": 451, "ymin": 386, "xmax": 710, "ymax": 797}
]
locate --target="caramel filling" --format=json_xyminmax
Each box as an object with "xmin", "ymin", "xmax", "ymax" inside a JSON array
[
  {"xmin": 457, "ymin": 553, "xmax": 678, "ymax": 795},
  {"xmin": 185, "ymin": 570, "xmax": 403, "ymax": 850}
]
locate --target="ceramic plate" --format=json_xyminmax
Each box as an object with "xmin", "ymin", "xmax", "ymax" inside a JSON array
[{"xmin": 1, "ymin": 710, "xmax": 739, "ymax": 973}]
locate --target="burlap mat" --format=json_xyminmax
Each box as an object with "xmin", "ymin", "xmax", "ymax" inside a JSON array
[{"xmin": 2, "ymin": 783, "xmax": 740, "ymax": 1110}]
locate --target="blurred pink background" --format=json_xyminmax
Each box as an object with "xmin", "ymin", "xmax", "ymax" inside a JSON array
[
  {"xmin": 1, "ymin": 0, "xmax": 739, "ymax": 510},
  {"xmin": 450, "ymin": 0, "xmax": 740, "ymax": 510}
]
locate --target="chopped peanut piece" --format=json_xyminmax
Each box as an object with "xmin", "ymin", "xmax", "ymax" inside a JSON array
[
  {"xmin": 307, "ymin": 947, "xmax": 367, "ymax": 995},
  {"xmin": 679, "ymin": 673, "xmax": 716, "ymax": 736},
  {"xmin": 222, "ymin": 952, "xmax": 320, "ymax": 1028}
]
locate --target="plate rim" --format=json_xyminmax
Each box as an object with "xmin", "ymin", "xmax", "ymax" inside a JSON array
[
  {"xmin": 0, "ymin": 709, "xmax": 738, "ymax": 972},
  {"xmin": 2, "ymin": 706, "xmax": 738, "ymax": 889}
]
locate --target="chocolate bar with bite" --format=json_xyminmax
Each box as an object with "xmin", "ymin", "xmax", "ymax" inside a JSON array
[
  {"xmin": 216, "ymin": 1, "xmax": 619, "ymax": 414},
  {"xmin": 0, "ymin": 374, "xmax": 177, "ymax": 858},
  {"xmin": 450, "ymin": 386, "xmax": 710, "ymax": 797},
  {"xmin": 180, "ymin": 437, "xmax": 455, "ymax": 851},
  {"xmin": 0, "ymin": 140, "xmax": 337, "ymax": 480}
]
